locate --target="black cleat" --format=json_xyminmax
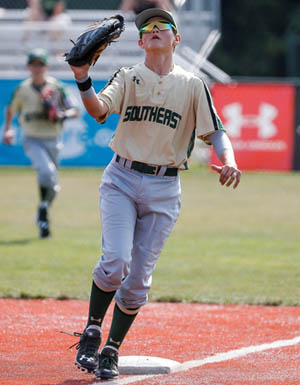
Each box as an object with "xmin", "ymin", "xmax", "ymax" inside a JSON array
[
  {"xmin": 40, "ymin": 227, "xmax": 51, "ymax": 238},
  {"xmin": 74, "ymin": 328, "xmax": 101, "ymax": 373},
  {"xmin": 37, "ymin": 205, "xmax": 51, "ymax": 238},
  {"xmin": 96, "ymin": 346, "xmax": 119, "ymax": 380}
]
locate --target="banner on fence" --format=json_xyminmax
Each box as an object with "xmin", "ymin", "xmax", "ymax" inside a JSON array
[
  {"xmin": 211, "ymin": 83, "xmax": 295, "ymax": 171},
  {"xmin": 0, "ymin": 79, "xmax": 118, "ymax": 167}
]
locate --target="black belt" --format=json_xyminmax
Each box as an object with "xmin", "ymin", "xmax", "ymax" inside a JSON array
[{"xmin": 116, "ymin": 155, "xmax": 178, "ymax": 176}]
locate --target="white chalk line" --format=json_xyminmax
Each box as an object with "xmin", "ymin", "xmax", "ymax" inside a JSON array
[{"xmin": 91, "ymin": 335, "xmax": 300, "ymax": 385}]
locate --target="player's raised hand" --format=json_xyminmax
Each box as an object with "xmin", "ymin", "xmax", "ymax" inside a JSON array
[
  {"xmin": 69, "ymin": 63, "xmax": 91, "ymax": 80},
  {"xmin": 211, "ymin": 164, "xmax": 241, "ymax": 189}
]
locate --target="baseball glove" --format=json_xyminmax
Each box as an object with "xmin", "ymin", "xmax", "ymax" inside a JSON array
[
  {"xmin": 64, "ymin": 15, "xmax": 125, "ymax": 67},
  {"xmin": 41, "ymin": 84, "xmax": 63, "ymax": 122}
]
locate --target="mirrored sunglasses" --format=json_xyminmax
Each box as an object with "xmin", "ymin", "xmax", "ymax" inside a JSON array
[{"xmin": 139, "ymin": 20, "xmax": 177, "ymax": 35}]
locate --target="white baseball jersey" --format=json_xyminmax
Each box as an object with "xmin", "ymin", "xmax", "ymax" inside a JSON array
[
  {"xmin": 97, "ymin": 63, "xmax": 224, "ymax": 168},
  {"xmin": 9, "ymin": 76, "xmax": 69, "ymax": 139}
]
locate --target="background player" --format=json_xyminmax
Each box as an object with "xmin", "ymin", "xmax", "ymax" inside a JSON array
[
  {"xmin": 68, "ymin": 8, "xmax": 241, "ymax": 380},
  {"xmin": 3, "ymin": 48, "xmax": 79, "ymax": 238}
]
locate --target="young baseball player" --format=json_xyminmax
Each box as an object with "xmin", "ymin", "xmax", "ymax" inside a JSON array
[
  {"xmin": 69, "ymin": 8, "xmax": 241, "ymax": 380},
  {"xmin": 3, "ymin": 48, "xmax": 79, "ymax": 238}
]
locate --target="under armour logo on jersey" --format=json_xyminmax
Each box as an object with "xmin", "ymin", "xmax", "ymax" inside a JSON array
[
  {"xmin": 222, "ymin": 102, "xmax": 278, "ymax": 139},
  {"xmin": 132, "ymin": 76, "xmax": 140, "ymax": 84}
]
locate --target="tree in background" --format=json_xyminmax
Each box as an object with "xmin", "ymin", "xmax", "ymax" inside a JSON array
[{"xmin": 210, "ymin": 0, "xmax": 300, "ymax": 77}]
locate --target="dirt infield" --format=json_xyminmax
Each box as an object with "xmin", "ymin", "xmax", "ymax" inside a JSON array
[{"xmin": 0, "ymin": 299, "xmax": 300, "ymax": 385}]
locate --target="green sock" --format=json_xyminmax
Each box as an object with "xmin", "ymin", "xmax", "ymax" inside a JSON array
[
  {"xmin": 86, "ymin": 281, "xmax": 116, "ymax": 328},
  {"xmin": 105, "ymin": 303, "xmax": 138, "ymax": 350},
  {"xmin": 39, "ymin": 186, "xmax": 56, "ymax": 206}
]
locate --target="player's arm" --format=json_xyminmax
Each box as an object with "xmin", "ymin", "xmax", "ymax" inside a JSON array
[
  {"xmin": 2, "ymin": 106, "xmax": 15, "ymax": 145},
  {"xmin": 208, "ymin": 130, "xmax": 241, "ymax": 189},
  {"xmin": 70, "ymin": 64, "xmax": 109, "ymax": 120},
  {"xmin": 60, "ymin": 86, "xmax": 80, "ymax": 120}
]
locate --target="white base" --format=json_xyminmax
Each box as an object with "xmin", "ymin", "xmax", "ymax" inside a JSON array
[{"xmin": 119, "ymin": 356, "xmax": 181, "ymax": 375}]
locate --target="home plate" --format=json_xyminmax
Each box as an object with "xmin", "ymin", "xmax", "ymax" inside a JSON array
[{"xmin": 119, "ymin": 356, "xmax": 181, "ymax": 375}]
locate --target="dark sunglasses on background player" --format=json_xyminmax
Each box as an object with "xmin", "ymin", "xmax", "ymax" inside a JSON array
[{"xmin": 139, "ymin": 20, "xmax": 177, "ymax": 36}]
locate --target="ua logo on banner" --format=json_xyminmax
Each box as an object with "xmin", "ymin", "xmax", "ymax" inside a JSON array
[{"xmin": 222, "ymin": 102, "xmax": 278, "ymax": 139}]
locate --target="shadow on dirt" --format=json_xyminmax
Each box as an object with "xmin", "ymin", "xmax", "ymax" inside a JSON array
[{"xmin": 42, "ymin": 379, "xmax": 96, "ymax": 385}]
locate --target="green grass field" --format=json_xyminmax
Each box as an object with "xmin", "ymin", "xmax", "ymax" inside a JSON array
[{"xmin": 0, "ymin": 166, "xmax": 299, "ymax": 305}]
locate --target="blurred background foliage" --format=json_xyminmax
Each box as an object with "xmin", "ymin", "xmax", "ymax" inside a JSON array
[{"xmin": 210, "ymin": 0, "xmax": 300, "ymax": 77}]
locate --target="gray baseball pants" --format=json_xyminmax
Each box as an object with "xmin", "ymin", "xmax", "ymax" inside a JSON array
[
  {"xmin": 22, "ymin": 136, "xmax": 61, "ymax": 190},
  {"xmin": 93, "ymin": 155, "xmax": 181, "ymax": 310}
]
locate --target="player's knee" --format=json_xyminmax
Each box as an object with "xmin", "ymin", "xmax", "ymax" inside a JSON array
[
  {"xmin": 93, "ymin": 252, "xmax": 131, "ymax": 288},
  {"xmin": 115, "ymin": 290, "xmax": 148, "ymax": 309},
  {"xmin": 38, "ymin": 171, "xmax": 54, "ymax": 187},
  {"xmin": 37, "ymin": 162, "xmax": 57, "ymax": 185}
]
